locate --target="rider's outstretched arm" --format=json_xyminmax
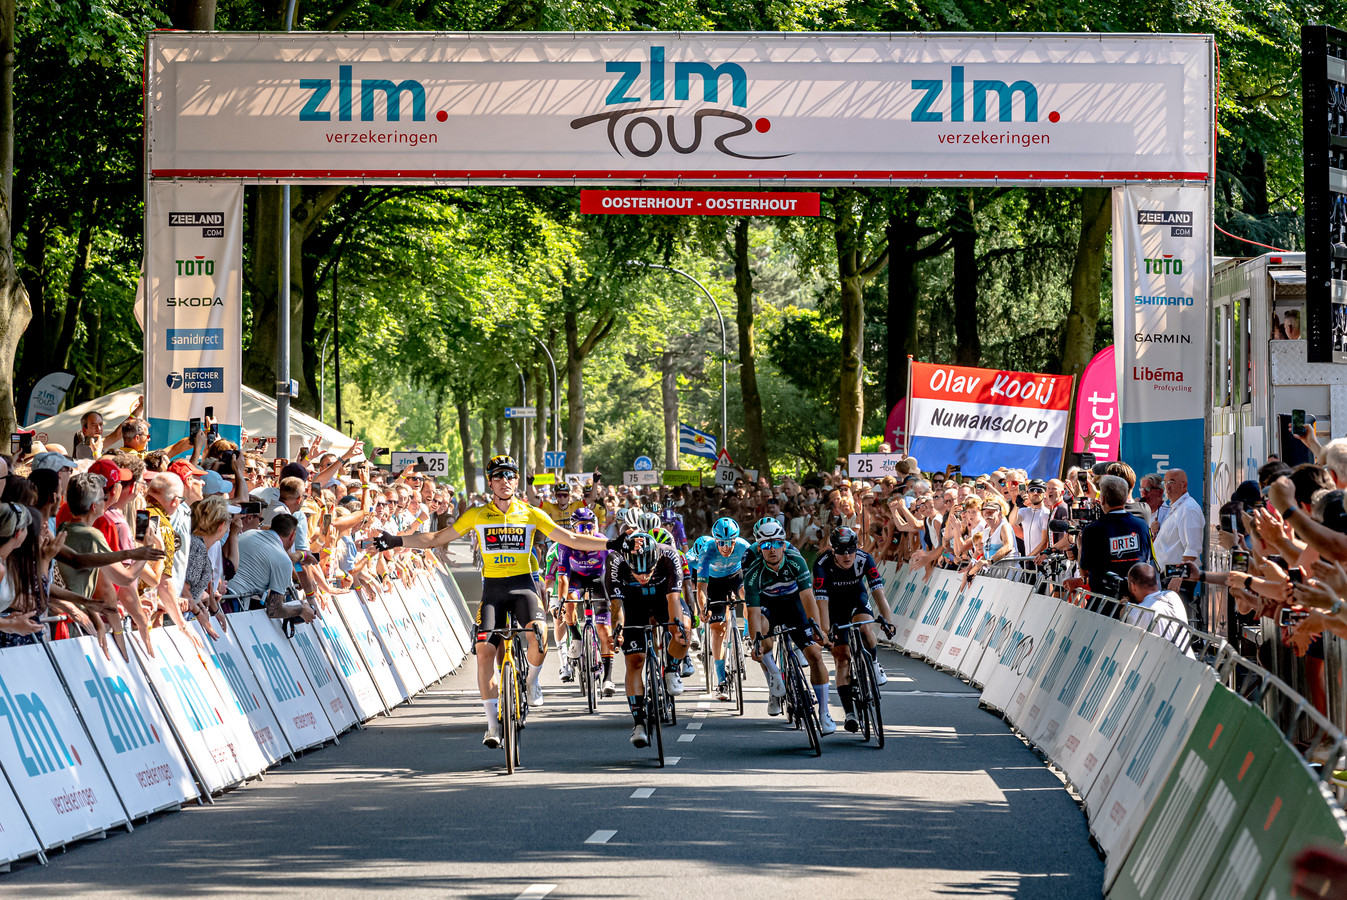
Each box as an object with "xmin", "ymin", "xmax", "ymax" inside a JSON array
[{"xmin": 390, "ymin": 525, "xmax": 462, "ymax": 550}]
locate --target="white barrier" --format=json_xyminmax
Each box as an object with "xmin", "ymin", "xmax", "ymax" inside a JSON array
[
  {"xmin": 966, "ymin": 579, "xmax": 1034, "ymax": 689},
  {"xmin": 381, "ymin": 590, "xmax": 439, "ymax": 690},
  {"xmin": 0, "ymin": 643, "xmax": 129, "ymax": 849},
  {"xmin": 313, "ymin": 606, "xmax": 387, "ymax": 722},
  {"xmin": 232, "ymin": 612, "xmax": 338, "ymax": 752},
  {"xmin": 359, "ymin": 593, "xmax": 424, "ymax": 698},
  {"xmin": 334, "ymin": 593, "xmax": 409, "ymax": 706},
  {"xmin": 45, "ymin": 638, "xmax": 198, "ymax": 819},
  {"xmin": 976, "ymin": 592, "xmax": 1059, "ymax": 713},
  {"xmin": 290, "ymin": 622, "xmax": 360, "ymax": 735},
  {"xmin": 180, "ymin": 620, "xmax": 291, "ymax": 765}
]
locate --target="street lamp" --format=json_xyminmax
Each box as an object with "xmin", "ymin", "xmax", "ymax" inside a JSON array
[
  {"xmin": 626, "ymin": 260, "xmax": 728, "ymax": 451},
  {"xmin": 532, "ymin": 335, "xmax": 560, "ymax": 454},
  {"xmin": 318, "ymin": 328, "xmax": 332, "ymax": 426}
]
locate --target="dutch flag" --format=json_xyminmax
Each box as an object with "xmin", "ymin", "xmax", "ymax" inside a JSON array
[{"xmin": 679, "ymin": 423, "xmax": 718, "ymax": 460}]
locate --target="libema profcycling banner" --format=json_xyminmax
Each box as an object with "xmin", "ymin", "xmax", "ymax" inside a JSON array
[
  {"xmin": 906, "ymin": 362, "xmax": 1073, "ymax": 480},
  {"xmin": 145, "ymin": 33, "xmax": 1212, "ymax": 184}
]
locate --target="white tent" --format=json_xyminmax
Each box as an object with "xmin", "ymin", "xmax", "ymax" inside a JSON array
[{"xmin": 30, "ymin": 383, "xmax": 364, "ymax": 462}]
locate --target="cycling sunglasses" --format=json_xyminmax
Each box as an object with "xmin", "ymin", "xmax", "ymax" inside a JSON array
[
  {"xmin": 759, "ymin": 539, "xmax": 789, "ymax": 550},
  {"xmin": 714, "ymin": 538, "xmax": 737, "ymax": 547}
]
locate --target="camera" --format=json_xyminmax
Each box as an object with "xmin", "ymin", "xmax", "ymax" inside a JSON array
[
  {"xmin": 1099, "ymin": 571, "xmax": 1128, "ymax": 598},
  {"xmin": 1230, "ymin": 549, "xmax": 1249, "ymax": 572},
  {"xmin": 1163, "ymin": 564, "xmax": 1188, "ymax": 581},
  {"xmin": 1071, "ymin": 504, "xmax": 1100, "ymax": 522}
]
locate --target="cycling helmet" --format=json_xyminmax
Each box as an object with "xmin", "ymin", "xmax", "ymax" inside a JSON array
[
  {"xmin": 689, "ymin": 534, "xmax": 716, "ymax": 563},
  {"xmin": 570, "ymin": 507, "xmax": 596, "ymax": 533},
  {"xmin": 626, "ymin": 532, "xmax": 659, "ymax": 574},
  {"xmin": 711, "ymin": 517, "xmax": 740, "ymax": 542},
  {"xmin": 617, "ymin": 506, "xmax": 643, "ymax": 530},
  {"xmin": 753, "ymin": 517, "xmax": 788, "ymax": 543},
  {"xmin": 830, "ymin": 526, "xmax": 860, "ymax": 554},
  {"xmin": 651, "ymin": 526, "xmax": 676, "ymax": 548},
  {"xmin": 639, "ymin": 511, "xmax": 662, "ymax": 534},
  {"xmin": 486, "ymin": 454, "xmax": 518, "ymax": 477}
]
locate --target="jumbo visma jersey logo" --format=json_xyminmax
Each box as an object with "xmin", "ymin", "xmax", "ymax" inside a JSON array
[{"xmin": 569, "ymin": 46, "xmax": 789, "ymax": 160}]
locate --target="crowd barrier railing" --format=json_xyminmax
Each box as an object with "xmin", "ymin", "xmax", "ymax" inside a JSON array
[
  {"xmin": 0, "ymin": 563, "xmax": 474, "ymax": 871},
  {"xmin": 878, "ymin": 560, "xmax": 1347, "ymax": 900}
]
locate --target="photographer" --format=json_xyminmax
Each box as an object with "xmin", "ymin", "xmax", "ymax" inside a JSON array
[{"xmin": 1077, "ymin": 475, "xmax": 1153, "ymax": 599}]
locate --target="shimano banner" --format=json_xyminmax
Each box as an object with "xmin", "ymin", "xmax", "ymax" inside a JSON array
[
  {"xmin": 146, "ymin": 33, "xmax": 1211, "ymax": 184},
  {"xmin": 144, "ymin": 181, "xmax": 244, "ymax": 451},
  {"xmin": 1113, "ymin": 185, "xmax": 1209, "ymax": 503}
]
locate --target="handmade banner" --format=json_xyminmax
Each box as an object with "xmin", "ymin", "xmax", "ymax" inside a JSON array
[
  {"xmin": 143, "ymin": 180, "xmax": 244, "ymax": 450},
  {"xmin": 1113, "ymin": 184, "xmax": 1209, "ymax": 502},
  {"xmin": 907, "ymin": 360, "xmax": 1074, "ymax": 481}
]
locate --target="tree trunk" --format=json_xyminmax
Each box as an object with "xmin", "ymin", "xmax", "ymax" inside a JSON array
[
  {"xmin": 834, "ymin": 191, "xmax": 867, "ymax": 455},
  {"xmin": 733, "ymin": 218, "xmax": 769, "ymax": 475},
  {"xmin": 243, "ymin": 186, "xmax": 283, "ymax": 396},
  {"xmin": 457, "ymin": 397, "xmax": 476, "ymax": 492},
  {"xmin": 886, "ymin": 195, "xmax": 925, "ymax": 412},
  {"xmin": 14, "ymin": 210, "xmax": 47, "ymax": 400},
  {"xmin": 660, "ymin": 350, "xmax": 679, "ymax": 468},
  {"xmin": 0, "ymin": 0, "xmax": 32, "ymax": 439},
  {"xmin": 167, "ymin": 0, "xmax": 217, "ymax": 29},
  {"xmin": 1243, "ymin": 147, "xmax": 1269, "ymax": 217},
  {"xmin": 952, "ymin": 191, "xmax": 980, "ymax": 367},
  {"xmin": 562, "ymin": 300, "xmax": 616, "ymax": 473},
  {"xmin": 1061, "ymin": 187, "xmax": 1114, "ymax": 450}
]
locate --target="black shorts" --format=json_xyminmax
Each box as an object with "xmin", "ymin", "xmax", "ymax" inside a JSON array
[
  {"xmin": 475, "ymin": 574, "xmax": 545, "ymax": 645},
  {"xmin": 619, "ymin": 592, "xmax": 688, "ymax": 655},
  {"xmin": 759, "ymin": 592, "xmax": 819, "ymax": 648},
  {"xmin": 825, "ymin": 593, "xmax": 871, "ymax": 630},
  {"xmin": 706, "ymin": 573, "xmax": 742, "ymax": 605}
]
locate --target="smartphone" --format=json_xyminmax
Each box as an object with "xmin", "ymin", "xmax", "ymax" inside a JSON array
[
  {"xmin": 239, "ymin": 500, "xmax": 262, "ymax": 516},
  {"xmin": 1077, "ymin": 472, "xmax": 1090, "ymax": 486},
  {"xmin": 1292, "ymin": 408, "xmax": 1307, "ymax": 436},
  {"xmin": 134, "ymin": 510, "xmax": 151, "ymax": 540},
  {"xmin": 149, "ymin": 515, "xmax": 163, "ymax": 534},
  {"xmin": 1230, "ymin": 549, "xmax": 1250, "ymax": 572},
  {"xmin": 1280, "ymin": 607, "xmax": 1310, "ymax": 627},
  {"xmin": 1163, "ymin": 564, "xmax": 1187, "ymax": 581},
  {"xmin": 1070, "ymin": 506, "xmax": 1093, "ymax": 520},
  {"xmin": 374, "ymin": 446, "xmax": 389, "ymax": 457},
  {"xmin": 1288, "ymin": 569, "xmax": 1304, "ymax": 585},
  {"xmin": 189, "ymin": 417, "xmax": 202, "ymax": 440},
  {"xmin": 310, "ymin": 482, "xmax": 321, "ymax": 497},
  {"xmin": 1017, "ymin": 484, "xmax": 1027, "ymax": 496},
  {"xmin": 204, "ymin": 406, "xmax": 214, "ymax": 421},
  {"xmin": 9, "ymin": 432, "xmax": 31, "ymax": 457},
  {"xmin": 255, "ymin": 438, "xmax": 268, "ymax": 451},
  {"xmin": 357, "ymin": 539, "xmax": 377, "ymax": 550},
  {"xmin": 1222, "ymin": 513, "xmax": 1240, "ymax": 533}
]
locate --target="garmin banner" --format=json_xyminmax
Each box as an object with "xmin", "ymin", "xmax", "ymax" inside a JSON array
[
  {"xmin": 906, "ymin": 361, "xmax": 1074, "ymax": 480},
  {"xmin": 146, "ymin": 33, "xmax": 1211, "ymax": 184},
  {"xmin": 143, "ymin": 180, "xmax": 243, "ymax": 450},
  {"xmin": 1113, "ymin": 185, "xmax": 1209, "ymax": 503}
]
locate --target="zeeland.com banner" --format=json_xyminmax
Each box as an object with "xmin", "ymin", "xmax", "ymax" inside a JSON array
[
  {"xmin": 906, "ymin": 361, "xmax": 1074, "ymax": 480},
  {"xmin": 1113, "ymin": 185, "xmax": 1209, "ymax": 503},
  {"xmin": 146, "ymin": 33, "xmax": 1211, "ymax": 184},
  {"xmin": 144, "ymin": 181, "xmax": 243, "ymax": 450}
]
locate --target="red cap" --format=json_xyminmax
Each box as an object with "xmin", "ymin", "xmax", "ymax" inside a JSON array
[
  {"xmin": 87, "ymin": 457, "xmax": 132, "ymax": 491},
  {"xmin": 168, "ymin": 459, "xmax": 206, "ymax": 480}
]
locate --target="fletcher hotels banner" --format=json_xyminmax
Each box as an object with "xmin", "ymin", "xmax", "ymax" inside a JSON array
[
  {"xmin": 906, "ymin": 361, "xmax": 1073, "ymax": 480},
  {"xmin": 1113, "ymin": 185, "xmax": 1208, "ymax": 502},
  {"xmin": 145, "ymin": 33, "xmax": 1211, "ymax": 184},
  {"xmin": 144, "ymin": 181, "xmax": 243, "ymax": 448}
]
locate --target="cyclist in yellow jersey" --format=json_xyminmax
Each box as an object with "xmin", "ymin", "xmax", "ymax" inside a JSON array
[
  {"xmin": 373, "ymin": 455, "xmax": 620, "ymax": 748},
  {"xmin": 535, "ymin": 480, "xmax": 581, "ymax": 526}
]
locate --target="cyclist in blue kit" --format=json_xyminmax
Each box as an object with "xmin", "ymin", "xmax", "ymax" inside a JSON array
[{"xmin": 696, "ymin": 518, "xmax": 752, "ymax": 700}]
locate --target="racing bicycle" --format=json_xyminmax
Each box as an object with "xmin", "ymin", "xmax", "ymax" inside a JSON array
[
  {"xmin": 489, "ymin": 615, "xmax": 536, "ymax": 774},
  {"xmin": 641, "ymin": 621, "xmax": 681, "ymax": 767},
  {"xmin": 563, "ymin": 590, "xmax": 603, "ymax": 714},
  {"xmin": 758, "ymin": 624, "xmax": 822, "ymax": 757},
  {"xmin": 834, "ymin": 618, "xmax": 884, "ymax": 748}
]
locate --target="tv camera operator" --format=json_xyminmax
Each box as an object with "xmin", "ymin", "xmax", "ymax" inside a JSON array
[{"xmin": 1075, "ymin": 475, "xmax": 1155, "ymax": 606}]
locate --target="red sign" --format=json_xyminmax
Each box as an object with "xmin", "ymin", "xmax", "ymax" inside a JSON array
[{"xmin": 581, "ymin": 191, "xmax": 819, "ymax": 217}]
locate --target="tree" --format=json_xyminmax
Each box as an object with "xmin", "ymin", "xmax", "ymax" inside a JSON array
[
  {"xmin": 731, "ymin": 218, "xmax": 770, "ymax": 476},
  {"xmin": 831, "ymin": 189, "xmax": 888, "ymax": 454},
  {"xmin": 0, "ymin": 0, "xmax": 27, "ymax": 438}
]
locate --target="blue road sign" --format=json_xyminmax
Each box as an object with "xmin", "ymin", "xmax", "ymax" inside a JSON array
[{"xmin": 634, "ymin": 456, "xmax": 654, "ymax": 471}]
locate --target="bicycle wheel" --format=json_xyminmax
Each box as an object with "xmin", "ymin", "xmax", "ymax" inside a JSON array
[
  {"xmin": 646, "ymin": 653, "xmax": 665, "ymax": 767},
  {"xmin": 514, "ymin": 631, "xmax": 531, "ymax": 730},
  {"xmin": 779, "ymin": 643, "xmax": 800, "ymax": 729},
  {"xmin": 702, "ymin": 618, "xmax": 715, "ymax": 694},
  {"xmin": 500, "ymin": 659, "xmax": 517, "ymax": 774},
  {"xmin": 865, "ymin": 644, "xmax": 885, "ymax": 748},
  {"xmin": 850, "ymin": 633, "xmax": 872, "ymax": 743},
  {"xmin": 582, "ymin": 621, "xmax": 599, "ymax": 714},
  {"xmin": 729, "ymin": 620, "xmax": 745, "ymax": 716}
]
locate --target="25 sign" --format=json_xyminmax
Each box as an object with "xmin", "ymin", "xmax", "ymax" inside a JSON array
[{"xmin": 847, "ymin": 453, "xmax": 904, "ymax": 478}]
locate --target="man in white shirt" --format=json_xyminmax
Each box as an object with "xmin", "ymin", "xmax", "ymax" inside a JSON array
[
  {"xmin": 1125, "ymin": 564, "xmax": 1192, "ymax": 655},
  {"xmin": 1153, "ymin": 469, "xmax": 1204, "ymax": 591},
  {"xmin": 1018, "ymin": 479, "xmax": 1051, "ymax": 564}
]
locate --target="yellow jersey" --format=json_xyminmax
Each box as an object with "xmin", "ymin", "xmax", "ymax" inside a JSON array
[
  {"xmin": 540, "ymin": 498, "xmax": 606, "ymax": 531},
  {"xmin": 454, "ymin": 499, "xmax": 560, "ymax": 578}
]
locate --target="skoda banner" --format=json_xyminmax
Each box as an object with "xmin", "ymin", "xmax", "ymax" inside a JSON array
[
  {"xmin": 1113, "ymin": 185, "xmax": 1209, "ymax": 503},
  {"xmin": 144, "ymin": 181, "xmax": 243, "ymax": 450}
]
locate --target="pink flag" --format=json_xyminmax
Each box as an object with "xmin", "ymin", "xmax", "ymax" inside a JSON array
[{"xmin": 1072, "ymin": 345, "xmax": 1119, "ymax": 461}]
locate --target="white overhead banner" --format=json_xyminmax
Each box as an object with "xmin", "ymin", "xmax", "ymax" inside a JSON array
[
  {"xmin": 1113, "ymin": 184, "xmax": 1210, "ymax": 503},
  {"xmin": 146, "ymin": 32, "xmax": 1212, "ymax": 185},
  {"xmin": 144, "ymin": 180, "xmax": 244, "ymax": 449}
]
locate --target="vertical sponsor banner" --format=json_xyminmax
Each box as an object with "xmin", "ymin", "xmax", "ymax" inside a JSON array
[
  {"xmin": 1114, "ymin": 185, "xmax": 1209, "ymax": 501},
  {"xmin": 177, "ymin": 620, "xmax": 291, "ymax": 766},
  {"xmin": 144, "ymin": 181, "xmax": 244, "ymax": 449},
  {"xmin": 334, "ymin": 593, "xmax": 408, "ymax": 707},
  {"xmin": 45, "ymin": 637, "xmax": 198, "ymax": 818},
  {"xmin": 233, "ymin": 613, "xmax": 337, "ymax": 752},
  {"xmin": 133, "ymin": 628, "xmax": 259, "ymax": 791},
  {"xmin": 312, "ymin": 605, "xmax": 387, "ymax": 721},
  {"xmin": 290, "ymin": 623, "xmax": 360, "ymax": 735},
  {"xmin": 903, "ymin": 568, "xmax": 959, "ymax": 659},
  {"xmin": 1072, "ymin": 346, "xmax": 1120, "ymax": 461},
  {"xmin": 381, "ymin": 589, "xmax": 441, "ymax": 688},
  {"xmin": 907, "ymin": 361, "xmax": 1074, "ymax": 480},
  {"xmin": 0, "ymin": 644, "xmax": 129, "ymax": 848}
]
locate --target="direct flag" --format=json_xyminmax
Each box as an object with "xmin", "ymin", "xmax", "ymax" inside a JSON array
[{"xmin": 679, "ymin": 423, "xmax": 718, "ymax": 460}]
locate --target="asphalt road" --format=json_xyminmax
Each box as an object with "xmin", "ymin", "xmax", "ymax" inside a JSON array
[{"xmin": 0, "ymin": 559, "xmax": 1104, "ymax": 899}]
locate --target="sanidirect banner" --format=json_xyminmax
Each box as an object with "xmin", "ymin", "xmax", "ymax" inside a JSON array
[
  {"xmin": 1113, "ymin": 185, "xmax": 1209, "ymax": 502},
  {"xmin": 1072, "ymin": 346, "xmax": 1119, "ymax": 462},
  {"xmin": 144, "ymin": 181, "xmax": 244, "ymax": 449},
  {"xmin": 907, "ymin": 361, "xmax": 1073, "ymax": 480},
  {"xmin": 146, "ymin": 33, "xmax": 1211, "ymax": 183}
]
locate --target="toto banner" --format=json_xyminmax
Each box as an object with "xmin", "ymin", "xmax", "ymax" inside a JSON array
[
  {"xmin": 1113, "ymin": 185, "xmax": 1209, "ymax": 501},
  {"xmin": 906, "ymin": 361, "xmax": 1073, "ymax": 480},
  {"xmin": 143, "ymin": 180, "xmax": 244, "ymax": 450},
  {"xmin": 145, "ymin": 33, "xmax": 1211, "ymax": 183}
]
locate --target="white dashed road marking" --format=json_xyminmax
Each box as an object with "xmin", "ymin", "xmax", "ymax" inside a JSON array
[
  {"xmin": 516, "ymin": 886, "xmax": 556, "ymax": 900},
  {"xmin": 585, "ymin": 830, "xmax": 617, "ymax": 845},
  {"xmin": 631, "ymin": 788, "xmax": 655, "ymax": 799}
]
